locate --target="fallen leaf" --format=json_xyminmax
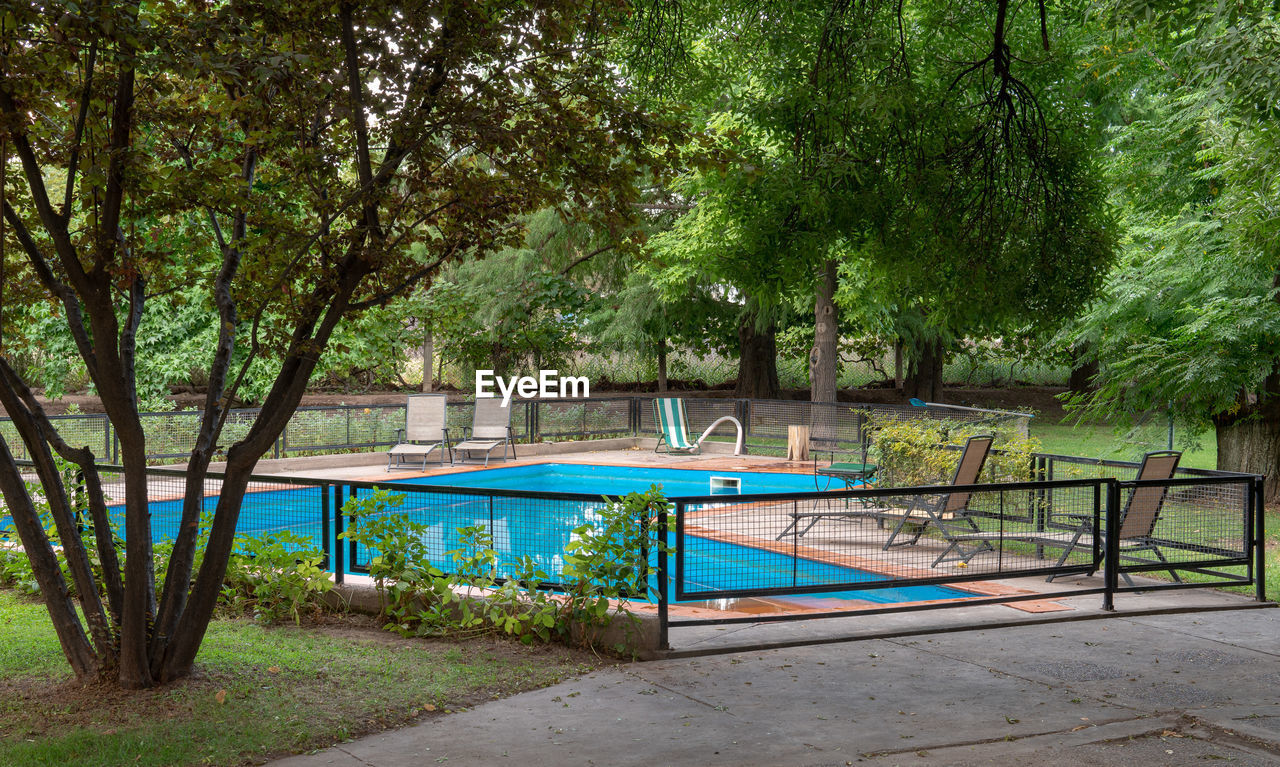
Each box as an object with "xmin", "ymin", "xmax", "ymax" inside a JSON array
[{"xmin": 268, "ymin": 666, "xmax": 281, "ymax": 674}]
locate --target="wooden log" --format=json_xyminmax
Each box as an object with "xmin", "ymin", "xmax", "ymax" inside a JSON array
[{"xmin": 787, "ymin": 425, "xmax": 810, "ymax": 462}]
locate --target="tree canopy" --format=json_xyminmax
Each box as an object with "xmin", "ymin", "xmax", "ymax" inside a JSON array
[
  {"xmin": 0, "ymin": 0, "xmax": 674, "ymax": 687},
  {"xmin": 629, "ymin": 0, "xmax": 1115, "ymax": 400}
]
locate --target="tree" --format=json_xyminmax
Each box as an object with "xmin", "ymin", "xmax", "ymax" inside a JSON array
[
  {"xmin": 631, "ymin": 0, "xmax": 1113, "ymax": 403},
  {"xmin": 0, "ymin": 1, "xmax": 669, "ymax": 687},
  {"xmin": 1063, "ymin": 3, "xmax": 1280, "ymax": 486}
]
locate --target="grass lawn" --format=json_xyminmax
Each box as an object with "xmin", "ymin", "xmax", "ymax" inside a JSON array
[
  {"xmin": 0, "ymin": 592, "xmax": 600, "ymax": 767},
  {"xmin": 1030, "ymin": 419, "xmax": 1217, "ymax": 470}
]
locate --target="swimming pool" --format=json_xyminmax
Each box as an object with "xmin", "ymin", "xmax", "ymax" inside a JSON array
[
  {"xmin": 397, "ymin": 462, "xmax": 823, "ymax": 497},
  {"xmin": 1, "ymin": 462, "xmax": 968, "ymax": 610}
]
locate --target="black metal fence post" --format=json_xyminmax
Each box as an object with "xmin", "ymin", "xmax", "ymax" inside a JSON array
[
  {"xmin": 347, "ymin": 485, "xmax": 359, "ymax": 571},
  {"xmin": 1255, "ymin": 476, "xmax": 1267, "ymax": 603},
  {"xmin": 1103, "ymin": 479, "xmax": 1120, "ymax": 611},
  {"xmin": 657, "ymin": 502, "xmax": 669, "ymax": 651},
  {"xmin": 321, "ymin": 483, "xmax": 333, "ymax": 578},
  {"xmin": 333, "ymin": 483, "xmax": 345, "ymax": 584}
]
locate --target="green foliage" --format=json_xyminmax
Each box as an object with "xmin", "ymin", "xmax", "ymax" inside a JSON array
[
  {"xmin": 221, "ymin": 532, "xmax": 333, "ymax": 625},
  {"xmin": 639, "ymin": 0, "xmax": 1114, "ymax": 378},
  {"xmin": 560, "ymin": 487, "xmax": 670, "ymax": 648},
  {"xmin": 338, "ymin": 485, "xmax": 670, "ymax": 654},
  {"xmin": 870, "ymin": 415, "xmax": 1040, "ymax": 488},
  {"xmin": 338, "ymin": 489, "xmax": 448, "ymax": 635},
  {"xmin": 1061, "ymin": 5, "xmax": 1280, "ymax": 439}
]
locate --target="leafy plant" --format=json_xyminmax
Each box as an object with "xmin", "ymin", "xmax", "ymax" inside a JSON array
[
  {"xmin": 339, "ymin": 489, "xmax": 452, "ymax": 635},
  {"xmin": 560, "ymin": 486, "xmax": 672, "ymax": 652},
  {"xmin": 221, "ymin": 532, "xmax": 333, "ymax": 625}
]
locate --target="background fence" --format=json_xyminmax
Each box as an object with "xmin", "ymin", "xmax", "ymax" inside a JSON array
[{"xmin": 0, "ymin": 396, "xmax": 1029, "ymax": 464}]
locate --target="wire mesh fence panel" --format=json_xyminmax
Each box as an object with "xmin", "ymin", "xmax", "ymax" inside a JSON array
[
  {"xmin": 741, "ymin": 400, "xmax": 869, "ymax": 449},
  {"xmin": 1112, "ymin": 477, "xmax": 1251, "ymax": 577},
  {"xmin": 441, "ymin": 399, "xmax": 533, "ymax": 443},
  {"xmin": 343, "ymin": 484, "xmax": 606, "ymax": 585},
  {"xmin": 281, "ymin": 405, "xmax": 404, "ymax": 454},
  {"xmin": 530, "ymin": 398, "xmax": 632, "ymax": 441},
  {"xmin": 635, "ymin": 396, "xmax": 732, "ymax": 438},
  {"xmin": 136, "ymin": 411, "xmax": 204, "ymax": 459},
  {"xmin": 52, "ymin": 414, "xmax": 113, "ymax": 461},
  {"xmin": 672, "ymin": 480, "xmax": 1104, "ymax": 602},
  {"xmin": 1040, "ymin": 453, "xmax": 1234, "ymax": 484}
]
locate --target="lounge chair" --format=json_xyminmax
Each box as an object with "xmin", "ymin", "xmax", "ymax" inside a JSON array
[
  {"xmin": 387, "ymin": 393, "xmax": 451, "ymax": 471},
  {"xmin": 452, "ymin": 397, "xmax": 516, "ymax": 466},
  {"xmin": 653, "ymin": 397, "xmax": 700, "ymax": 454},
  {"xmin": 777, "ymin": 435, "xmax": 994, "ymax": 561},
  {"xmin": 940, "ymin": 450, "xmax": 1183, "ymax": 582}
]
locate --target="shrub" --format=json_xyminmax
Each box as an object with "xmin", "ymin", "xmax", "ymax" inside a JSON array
[
  {"xmin": 869, "ymin": 414, "xmax": 1040, "ymax": 488},
  {"xmin": 338, "ymin": 485, "xmax": 672, "ymax": 653},
  {"xmin": 221, "ymin": 531, "xmax": 333, "ymax": 624}
]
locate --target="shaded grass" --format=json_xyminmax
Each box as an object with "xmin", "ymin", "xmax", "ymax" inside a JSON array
[
  {"xmin": 1031, "ymin": 420, "xmax": 1216, "ymax": 470},
  {"xmin": 0, "ymin": 592, "xmax": 599, "ymax": 767}
]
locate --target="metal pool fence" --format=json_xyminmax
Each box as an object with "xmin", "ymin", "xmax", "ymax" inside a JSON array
[
  {"xmin": 0, "ymin": 395, "xmax": 1028, "ymax": 464},
  {"xmin": 22, "ymin": 451, "xmax": 1260, "ymax": 651},
  {"xmin": 656, "ymin": 468, "xmax": 1263, "ymax": 647}
]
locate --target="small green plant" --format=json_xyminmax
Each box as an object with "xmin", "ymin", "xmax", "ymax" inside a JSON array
[
  {"xmin": 338, "ymin": 485, "xmax": 672, "ymax": 654},
  {"xmin": 222, "ymin": 531, "xmax": 333, "ymax": 624},
  {"xmin": 444, "ymin": 526, "xmax": 560, "ymax": 643},
  {"xmin": 340, "ymin": 488, "xmax": 457, "ymax": 636},
  {"xmin": 560, "ymin": 485, "xmax": 672, "ymax": 652}
]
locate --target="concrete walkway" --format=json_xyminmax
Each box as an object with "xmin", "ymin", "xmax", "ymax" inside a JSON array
[{"xmin": 270, "ymin": 605, "xmax": 1280, "ymax": 767}]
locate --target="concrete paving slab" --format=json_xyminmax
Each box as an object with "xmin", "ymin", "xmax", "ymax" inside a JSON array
[{"xmin": 266, "ymin": 607, "xmax": 1280, "ymax": 767}]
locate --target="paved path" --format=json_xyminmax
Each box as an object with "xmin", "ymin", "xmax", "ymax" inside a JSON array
[{"xmin": 270, "ymin": 608, "xmax": 1280, "ymax": 767}]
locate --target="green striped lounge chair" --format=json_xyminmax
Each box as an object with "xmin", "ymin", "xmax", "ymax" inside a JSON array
[{"xmin": 653, "ymin": 397, "xmax": 701, "ymax": 455}]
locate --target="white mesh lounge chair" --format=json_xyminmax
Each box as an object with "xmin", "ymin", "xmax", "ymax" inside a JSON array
[
  {"xmin": 653, "ymin": 397, "xmax": 699, "ymax": 454},
  {"xmin": 452, "ymin": 397, "xmax": 515, "ymax": 466},
  {"xmin": 387, "ymin": 393, "xmax": 451, "ymax": 471}
]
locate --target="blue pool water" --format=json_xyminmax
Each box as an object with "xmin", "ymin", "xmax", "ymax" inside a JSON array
[{"xmin": 398, "ymin": 462, "xmax": 822, "ymax": 497}]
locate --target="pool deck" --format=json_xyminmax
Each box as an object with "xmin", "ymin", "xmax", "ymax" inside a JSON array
[{"xmin": 266, "ymin": 603, "xmax": 1280, "ymax": 767}]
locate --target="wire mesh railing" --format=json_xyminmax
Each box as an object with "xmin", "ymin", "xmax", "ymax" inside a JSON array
[
  {"xmin": 657, "ymin": 470, "xmax": 1262, "ymax": 642},
  {"xmin": 672, "ymin": 479, "xmax": 1105, "ymax": 599},
  {"xmin": 0, "ymin": 447, "xmax": 1262, "ymax": 654}
]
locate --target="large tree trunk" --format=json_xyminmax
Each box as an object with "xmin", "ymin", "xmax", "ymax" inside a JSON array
[
  {"xmin": 1214, "ymin": 405, "xmax": 1280, "ymax": 502},
  {"xmin": 809, "ymin": 258, "xmax": 839, "ymax": 405},
  {"xmin": 905, "ymin": 338, "xmax": 945, "ymax": 403},
  {"xmin": 735, "ymin": 315, "xmax": 779, "ymax": 400},
  {"xmin": 1068, "ymin": 343, "xmax": 1098, "ymax": 393},
  {"xmin": 894, "ymin": 341, "xmax": 904, "ymax": 391}
]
